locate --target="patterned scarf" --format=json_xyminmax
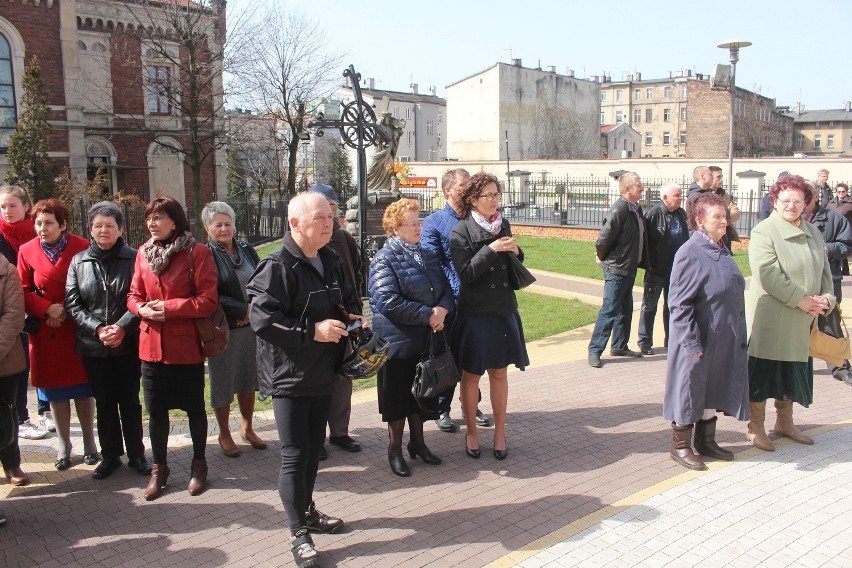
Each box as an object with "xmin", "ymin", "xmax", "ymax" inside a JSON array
[
  {"xmin": 471, "ymin": 210, "xmax": 503, "ymax": 236},
  {"xmin": 696, "ymin": 228, "xmax": 726, "ymax": 251},
  {"xmin": 0, "ymin": 217, "xmax": 35, "ymax": 253},
  {"xmin": 40, "ymin": 231, "xmax": 69, "ymax": 264},
  {"xmin": 392, "ymin": 236, "xmax": 423, "ymax": 266},
  {"xmin": 141, "ymin": 231, "xmax": 196, "ymax": 275}
]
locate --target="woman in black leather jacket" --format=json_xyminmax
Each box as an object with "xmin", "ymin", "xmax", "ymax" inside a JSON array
[
  {"xmin": 201, "ymin": 202, "xmax": 265, "ymax": 458},
  {"xmin": 65, "ymin": 201, "xmax": 150, "ymax": 479},
  {"xmin": 369, "ymin": 198, "xmax": 454, "ymax": 477}
]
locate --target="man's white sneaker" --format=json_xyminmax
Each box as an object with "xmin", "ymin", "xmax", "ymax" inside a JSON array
[
  {"xmin": 39, "ymin": 412, "xmax": 56, "ymax": 433},
  {"xmin": 18, "ymin": 419, "xmax": 48, "ymax": 440}
]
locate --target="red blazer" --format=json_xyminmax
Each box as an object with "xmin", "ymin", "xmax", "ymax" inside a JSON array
[
  {"xmin": 18, "ymin": 234, "xmax": 90, "ymax": 389},
  {"xmin": 127, "ymin": 240, "xmax": 218, "ymax": 364}
]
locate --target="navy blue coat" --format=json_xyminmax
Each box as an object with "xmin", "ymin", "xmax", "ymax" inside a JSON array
[{"xmin": 368, "ymin": 238, "xmax": 455, "ymax": 359}]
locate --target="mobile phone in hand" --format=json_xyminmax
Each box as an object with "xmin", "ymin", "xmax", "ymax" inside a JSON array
[{"xmin": 345, "ymin": 319, "xmax": 363, "ymax": 332}]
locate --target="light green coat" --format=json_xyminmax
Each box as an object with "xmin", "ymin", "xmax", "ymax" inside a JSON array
[{"xmin": 746, "ymin": 211, "xmax": 835, "ymax": 362}]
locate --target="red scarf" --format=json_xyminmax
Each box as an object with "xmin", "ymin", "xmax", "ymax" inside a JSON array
[{"xmin": 0, "ymin": 217, "xmax": 35, "ymax": 252}]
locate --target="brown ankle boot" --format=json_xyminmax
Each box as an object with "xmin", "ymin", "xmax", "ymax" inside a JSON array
[
  {"xmin": 670, "ymin": 423, "xmax": 706, "ymax": 470},
  {"xmin": 144, "ymin": 464, "xmax": 169, "ymax": 501},
  {"xmin": 694, "ymin": 416, "xmax": 734, "ymax": 461},
  {"xmin": 772, "ymin": 399, "xmax": 814, "ymax": 445},
  {"xmin": 187, "ymin": 459, "xmax": 208, "ymax": 496},
  {"xmin": 747, "ymin": 401, "xmax": 774, "ymax": 451}
]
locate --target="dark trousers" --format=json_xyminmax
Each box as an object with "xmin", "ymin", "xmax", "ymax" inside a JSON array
[
  {"xmin": 142, "ymin": 362, "xmax": 207, "ymax": 464},
  {"xmin": 327, "ymin": 376, "xmax": 352, "ymax": 438},
  {"xmin": 273, "ymin": 394, "xmax": 331, "ymax": 534},
  {"xmin": 84, "ymin": 355, "xmax": 145, "ymax": 461},
  {"xmin": 0, "ymin": 374, "xmax": 20, "ymax": 470},
  {"xmin": 818, "ymin": 278, "xmax": 848, "ymax": 371},
  {"xmin": 14, "ymin": 333, "xmax": 30, "ymax": 423},
  {"xmin": 589, "ymin": 271, "xmax": 636, "ymax": 354},
  {"xmin": 637, "ymin": 272, "xmax": 670, "ymax": 350}
]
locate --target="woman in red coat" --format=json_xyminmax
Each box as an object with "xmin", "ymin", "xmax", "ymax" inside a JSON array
[
  {"xmin": 127, "ymin": 197, "xmax": 218, "ymax": 500},
  {"xmin": 18, "ymin": 199, "xmax": 95, "ymax": 470}
]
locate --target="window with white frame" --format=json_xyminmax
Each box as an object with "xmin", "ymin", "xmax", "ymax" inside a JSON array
[
  {"xmin": 634, "ymin": 109, "xmax": 641, "ymax": 123},
  {"xmin": 616, "ymin": 90, "xmax": 623, "ymax": 102},
  {"xmin": 663, "ymin": 108, "xmax": 671, "ymax": 122},
  {"xmin": 601, "ymin": 91, "xmax": 607, "ymax": 102},
  {"xmin": 646, "ymin": 87, "xmax": 653, "ymax": 99},
  {"xmin": 680, "ymin": 84, "xmax": 687, "ymax": 98},
  {"xmin": 827, "ymin": 134, "xmax": 835, "ymax": 149},
  {"xmin": 645, "ymin": 132, "xmax": 653, "ymax": 146},
  {"xmin": 663, "ymin": 86, "xmax": 672, "ymax": 98},
  {"xmin": 663, "ymin": 131, "xmax": 671, "ymax": 146},
  {"xmin": 405, "ymin": 107, "xmax": 411, "ymax": 119},
  {"xmin": 600, "ymin": 111, "xmax": 604, "ymax": 124},
  {"xmin": 645, "ymin": 108, "xmax": 653, "ymax": 122},
  {"xmin": 814, "ymin": 134, "xmax": 821, "ymax": 149},
  {"xmin": 829, "ymin": 121, "xmax": 836, "ymax": 127},
  {"xmin": 0, "ymin": 34, "xmax": 16, "ymax": 149},
  {"xmin": 634, "ymin": 88, "xmax": 641, "ymax": 100},
  {"xmin": 680, "ymin": 107, "xmax": 687, "ymax": 121},
  {"xmin": 679, "ymin": 131, "xmax": 686, "ymax": 145},
  {"xmin": 796, "ymin": 134, "xmax": 804, "ymax": 149},
  {"xmin": 815, "ymin": 121, "xmax": 821, "ymax": 128},
  {"xmin": 426, "ymin": 120, "xmax": 433, "ymax": 135},
  {"xmin": 146, "ymin": 66, "xmax": 170, "ymax": 114},
  {"xmin": 615, "ymin": 110, "xmax": 623, "ymax": 123}
]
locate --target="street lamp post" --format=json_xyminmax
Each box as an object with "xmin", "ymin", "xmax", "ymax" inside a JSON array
[{"xmin": 717, "ymin": 39, "xmax": 751, "ymax": 191}]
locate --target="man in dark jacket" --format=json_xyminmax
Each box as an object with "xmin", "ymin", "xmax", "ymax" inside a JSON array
[
  {"xmin": 637, "ymin": 183, "xmax": 688, "ymax": 355},
  {"xmin": 248, "ymin": 192, "xmax": 365, "ymax": 565},
  {"xmin": 805, "ymin": 195, "xmax": 852, "ymax": 383},
  {"xmin": 310, "ymin": 183, "xmax": 363, "ymax": 458},
  {"xmin": 588, "ymin": 172, "xmax": 646, "ymax": 368}
]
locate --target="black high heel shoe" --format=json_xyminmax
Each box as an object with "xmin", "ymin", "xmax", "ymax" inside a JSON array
[
  {"xmin": 465, "ymin": 445, "xmax": 481, "ymax": 459},
  {"xmin": 388, "ymin": 454, "xmax": 411, "ymax": 477},
  {"xmin": 493, "ymin": 448, "xmax": 508, "ymax": 460},
  {"xmin": 407, "ymin": 443, "xmax": 442, "ymax": 465}
]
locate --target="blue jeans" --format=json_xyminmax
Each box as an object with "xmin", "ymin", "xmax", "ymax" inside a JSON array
[
  {"xmin": 588, "ymin": 271, "xmax": 636, "ymax": 354},
  {"xmin": 638, "ymin": 272, "xmax": 669, "ymax": 350}
]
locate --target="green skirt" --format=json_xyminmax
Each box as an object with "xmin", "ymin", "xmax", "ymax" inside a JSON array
[{"xmin": 748, "ymin": 356, "xmax": 813, "ymax": 406}]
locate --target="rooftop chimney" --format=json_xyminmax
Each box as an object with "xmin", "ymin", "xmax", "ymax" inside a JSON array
[
  {"xmin": 511, "ymin": 58, "xmax": 522, "ymax": 67},
  {"xmin": 636, "ymin": 72, "xmax": 641, "ymax": 81},
  {"xmin": 566, "ymin": 68, "xmax": 575, "ymax": 77},
  {"xmin": 546, "ymin": 65, "xmax": 556, "ymax": 73},
  {"xmin": 429, "ymin": 86, "xmax": 437, "ymax": 96},
  {"xmin": 627, "ymin": 74, "xmax": 633, "ymax": 82},
  {"xmin": 410, "ymin": 83, "xmax": 418, "ymax": 95},
  {"xmin": 366, "ymin": 78, "xmax": 375, "ymax": 90},
  {"xmin": 846, "ymin": 101, "xmax": 851, "ymax": 112}
]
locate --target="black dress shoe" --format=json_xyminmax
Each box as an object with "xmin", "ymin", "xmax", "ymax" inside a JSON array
[
  {"xmin": 388, "ymin": 454, "xmax": 411, "ymax": 477},
  {"xmin": 465, "ymin": 445, "xmax": 481, "ymax": 459},
  {"xmin": 493, "ymin": 448, "xmax": 508, "ymax": 460},
  {"xmin": 83, "ymin": 453, "xmax": 101, "ymax": 466},
  {"xmin": 55, "ymin": 457, "xmax": 71, "ymax": 471},
  {"xmin": 127, "ymin": 456, "xmax": 153, "ymax": 476},
  {"xmin": 641, "ymin": 347, "xmax": 654, "ymax": 356},
  {"xmin": 475, "ymin": 410, "xmax": 492, "ymax": 427},
  {"xmin": 588, "ymin": 353, "xmax": 603, "ymax": 368},
  {"xmin": 318, "ymin": 445, "xmax": 328, "ymax": 461},
  {"xmin": 92, "ymin": 457, "xmax": 122, "ymax": 480},
  {"xmin": 610, "ymin": 348, "xmax": 643, "ymax": 357},
  {"xmin": 436, "ymin": 412, "xmax": 457, "ymax": 433},
  {"xmin": 407, "ymin": 443, "xmax": 442, "ymax": 465},
  {"xmin": 328, "ymin": 435, "xmax": 362, "ymax": 452}
]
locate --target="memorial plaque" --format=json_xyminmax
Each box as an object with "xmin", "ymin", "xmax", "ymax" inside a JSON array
[{"xmin": 364, "ymin": 203, "xmax": 387, "ymax": 235}]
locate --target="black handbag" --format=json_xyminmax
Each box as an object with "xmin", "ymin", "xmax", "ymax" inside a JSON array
[
  {"xmin": 0, "ymin": 400, "xmax": 16, "ymax": 451},
  {"xmin": 411, "ymin": 331, "xmax": 460, "ymax": 415},
  {"xmin": 507, "ymin": 253, "xmax": 536, "ymax": 290}
]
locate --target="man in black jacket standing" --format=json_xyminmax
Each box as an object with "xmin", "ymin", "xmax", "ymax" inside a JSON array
[
  {"xmin": 248, "ymin": 192, "xmax": 366, "ymax": 566},
  {"xmin": 637, "ymin": 182, "xmax": 689, "ymax": 355},
  {"xmin": 588, "ymin": 172, "xmax": 647, "ymax": 368}
]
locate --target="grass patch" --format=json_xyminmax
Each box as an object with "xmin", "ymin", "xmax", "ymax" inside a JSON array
[
  {"xmin": 256, "ymin": 240, "xmax": 280, "ymax": 259},
  {"xmin": 517, "ymin": 290, "xmax": 598, "ymax": 342},
  {"xmin": 516, "ymin": 236, "xmax": 752, "ymax": 279}
]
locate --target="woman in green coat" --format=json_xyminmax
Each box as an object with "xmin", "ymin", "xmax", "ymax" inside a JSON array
[{"xmin": 746, "ymin": 174, "xmax": 835, "ymax": 451}]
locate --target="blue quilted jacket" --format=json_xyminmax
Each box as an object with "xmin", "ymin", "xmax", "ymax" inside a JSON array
[{"xmin": 368, "ymin": 238, "xmax": 455, "ymax": 359}]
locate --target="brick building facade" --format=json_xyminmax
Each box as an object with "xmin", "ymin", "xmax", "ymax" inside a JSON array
[{"xmin": 0, "ymin": 0, "xmax": 226, "ymax": 211}]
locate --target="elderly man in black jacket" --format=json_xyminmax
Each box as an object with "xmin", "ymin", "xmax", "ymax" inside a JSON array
[
  {"xmin": 588, "ymin": 172, "xmax": 647, "ymax": 368},
  {"xmin": 248, "ymin": 192, "xmax": 366, "ymax": 567},
  {"xmin": 637, "ymin": 183, "xmax": 689, "ymax": 355}
]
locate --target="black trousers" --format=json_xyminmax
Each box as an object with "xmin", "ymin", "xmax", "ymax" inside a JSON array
[
  {"xmin": 0, "ymin": 373, "xmax": 20, "ymax": 470},
  {"xmin": 272, "ymin": 394, "xmax": 331, "ymax": 534},
  {"xmin": 83, "ymin": 355, "xmax": 145, "ymax": 461}
]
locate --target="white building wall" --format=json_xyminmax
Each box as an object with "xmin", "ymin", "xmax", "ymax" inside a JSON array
[{"xmin": 447, "ymin": 65, "xmax": 500, "ymax": 161}]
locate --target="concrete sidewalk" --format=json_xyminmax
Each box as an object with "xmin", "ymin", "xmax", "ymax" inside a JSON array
[{"xmin": 2, "ymin": 270, "xmax": 851, "ymax": 567}]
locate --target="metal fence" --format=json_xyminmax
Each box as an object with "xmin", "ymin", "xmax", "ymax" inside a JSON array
[
  {"xmin": 399, "ymin": 176, "xmax": 784, "ymax": 238},
  {"xmin": 68, "ymin": 196, "xmax": 288, "ymax": 248}
]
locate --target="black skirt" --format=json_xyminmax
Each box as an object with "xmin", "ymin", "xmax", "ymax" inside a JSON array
[
  {"xmin": 141, "ymin": 361, "xmax": 205, "ymax": 413},
  {"xmin": 452, "ymin": 311, "xmax": 529, "ymax": 376},
  {"xmin": 377, "ymin": 356, "xmax": 422, "ymax": 422}
]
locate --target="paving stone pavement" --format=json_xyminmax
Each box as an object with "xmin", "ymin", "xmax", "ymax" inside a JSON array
[{"xmin": 2, "ymin": 270, "xmax": 851, "ymax": 567}]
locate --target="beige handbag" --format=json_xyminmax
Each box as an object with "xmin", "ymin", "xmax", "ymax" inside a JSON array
[{"xmin": 809, "ymin": 317, "xmax": 851, "ymax": 367}]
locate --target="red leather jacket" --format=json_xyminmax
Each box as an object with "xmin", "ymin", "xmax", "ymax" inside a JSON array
[{"xmin": 127, "ymin": 240, "xmax": 218, "ymax": 364}]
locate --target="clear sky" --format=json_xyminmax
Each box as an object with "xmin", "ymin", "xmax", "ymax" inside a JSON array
[{"xmin": 234, "ymin": 0, "xmax": 849, "ymax": 111}]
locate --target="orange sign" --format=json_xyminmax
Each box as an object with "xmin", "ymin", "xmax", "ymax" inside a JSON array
[{"xmin": 400, "ymin": 177, "xmax": 438, "ymax": 189}]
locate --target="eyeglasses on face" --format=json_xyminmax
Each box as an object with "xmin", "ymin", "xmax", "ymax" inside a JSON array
[
  {"xmin": 399, "ymin": 220, "xmax": 423, "ymax": 229},
  {"xmin": 145, "ymin": 215, "xmax": 168, "ymax": 223},
  {"xmin": 477, "ymin": 192, "xmax": 501, "ymax": 201},
  {"xmin": 777, "ymin": 199, "xmax": 805, "ymax": 208}
]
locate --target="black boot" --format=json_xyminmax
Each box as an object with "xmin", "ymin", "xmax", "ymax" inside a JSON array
[
  {"xmin": 694, "ymin": 416, "xmax": 734, "ymax": 461},
  {"xmin": 670, "ymin": 423, "xmax": 707, "ymax": 471},
  {"xmin": 388, "ymin": 453, "xmax": 411, "ymax": 477}
]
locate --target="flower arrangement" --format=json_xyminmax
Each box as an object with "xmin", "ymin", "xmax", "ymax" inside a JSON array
[{"xmin": 385, "ymin": 159, "xmax": 412, "ymax": 185}]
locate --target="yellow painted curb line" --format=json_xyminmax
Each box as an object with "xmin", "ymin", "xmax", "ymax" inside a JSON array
[{"xmin": 484, "ymin": 419, "xmax": 852, "ymax": 568}]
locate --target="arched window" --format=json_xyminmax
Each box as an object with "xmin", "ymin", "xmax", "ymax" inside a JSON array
[{"xmin": 0, "ymin": 33, "xmax": 16, "ymax": 149}]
